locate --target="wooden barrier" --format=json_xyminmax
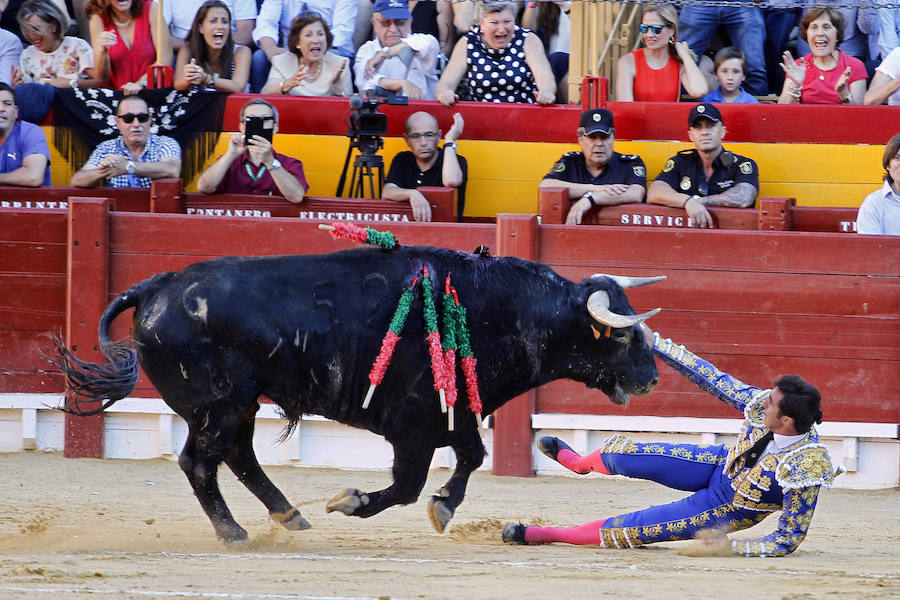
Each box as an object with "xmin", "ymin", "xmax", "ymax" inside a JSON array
[
  {"xmin": 1, "ymin": 200, "xmax": 897, "ymax": 471},
  {"xmin": 0, "ymin": 182, "xmax": 458, "ymax": 222},
  {"xmin": 539, "ymin": 188, "xmax": 861, "ymax": 233}
]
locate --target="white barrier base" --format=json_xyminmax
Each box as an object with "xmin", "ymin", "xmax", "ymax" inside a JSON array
[{"xmin": 1, "ymin": 394, "xmax": 896, "ymax": 489}]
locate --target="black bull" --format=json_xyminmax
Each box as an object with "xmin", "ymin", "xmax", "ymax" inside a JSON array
[{"xmin": 55, "ymin": 245, "xmax": 662, "ymax": 544}]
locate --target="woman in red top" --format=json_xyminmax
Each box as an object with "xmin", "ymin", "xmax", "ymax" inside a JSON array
[
  {"xmin": 615, "ymin": 4, "xmax": 707, "ymax": 102},
  {"xmin": 86, "ymin": 0, "xmax": 172, "ymax": 94},
  {"xmin": 778, "ymin": 7, "xmax": 867, "ymax": 105}
]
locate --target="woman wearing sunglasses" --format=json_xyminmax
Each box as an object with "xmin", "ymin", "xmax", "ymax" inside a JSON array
[
  {"xmin": 615, "ymin": 4, "xmax": 707, "ymax": 102},
  {"xmin": 174, "ymin": 0, "xmax": 251, "ymax": 93}
]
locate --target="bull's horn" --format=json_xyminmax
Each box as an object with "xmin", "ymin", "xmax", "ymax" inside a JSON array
[
  {"xmin": 591, "ymin": 274, "xmax": 667, "ymax": 289},
  {"xmin": 587, "ymin": 290, "xmax": 661, "ymax": 329}
]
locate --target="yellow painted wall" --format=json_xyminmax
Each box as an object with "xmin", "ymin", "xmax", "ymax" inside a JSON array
[{"xmin": 46, "ymin": 125, "xmax": 884, "ymax": 218}]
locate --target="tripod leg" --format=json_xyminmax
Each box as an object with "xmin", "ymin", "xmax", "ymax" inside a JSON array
[{"xmin": 336, "ymin": 143, "xmax": 355, "ymax": 197}]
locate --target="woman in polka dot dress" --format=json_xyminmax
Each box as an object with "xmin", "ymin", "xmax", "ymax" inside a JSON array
[{"xmin": 435, "ymin": 0, "xmax": 555, "ymax": 107}]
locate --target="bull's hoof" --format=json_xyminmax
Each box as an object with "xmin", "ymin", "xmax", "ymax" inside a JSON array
[
  {"xmin": 271, "ymin": 507, "xmax": 311, "ymax": 531},
  {"xmin": 217, "ymin": 525, "xmax": 250, "ymax": 547},
  {"xmin": 427, "ymin": 497, "xmax": 454, "ymax": 533},
  {"xmin": 326, "ymin": 488, "xmax": 368, "ymax": 516}
]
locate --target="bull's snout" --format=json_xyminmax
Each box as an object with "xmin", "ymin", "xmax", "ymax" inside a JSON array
[{"xmin": 633, "ymin": 377, "xmax": 659, "ymax": 396}]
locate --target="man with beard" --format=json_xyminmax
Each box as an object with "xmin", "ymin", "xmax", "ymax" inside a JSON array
[
  {"xmin": 540, "ymin": 108, "xmax": 647, "ymax": 225},
  {"xmin": 648, "ymin": 102, "xmax": 759, "ymax": 229},
  {"xmin": 382, "ymin": 110, "xmax": 466, "ymax": 222},
  {"xmin": 71, "ymin": 94, "xmax": 181, "ymax": 188},
  {"xmin": 0, "ymin": 82, "xmax": 50, "ymax": 186}
]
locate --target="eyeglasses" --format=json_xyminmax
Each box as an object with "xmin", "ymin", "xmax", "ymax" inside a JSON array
[
  {"xmin": 374, "ymin": 17, "xmax": 410, "ymax": 28},
  {"xmin": 407, "ymin": 131, "xmax": 439, "ymax": 141},
  {"xmin": 639, "ymin": 24, "xmax": 665, "ymax": 35},
  {"xmin": 117, "ymin": 112, "xmax": 150, "ymax": 124}
]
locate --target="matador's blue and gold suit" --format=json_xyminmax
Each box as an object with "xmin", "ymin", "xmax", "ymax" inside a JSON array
[{"xmin": 595, "ymin": 335, "xmax": 843, "ymax": 557}]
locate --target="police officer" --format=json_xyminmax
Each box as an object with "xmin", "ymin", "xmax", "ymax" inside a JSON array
[
  {"xmin": 540, "ymin": 108, "xmax": 647, "ymax": 225},
  {"xmin": 648, "ymin": 103, "xmax": 759, "ymax": 228}
]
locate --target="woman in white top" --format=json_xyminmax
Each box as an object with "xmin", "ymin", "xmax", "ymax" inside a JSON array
[
  {"xmin": 261, "ymin": 13, "xmax": 351, "ymax": 97},
  {"xmin": 13, "ymin": 0, "xmax": 104, "ymax": 88}
]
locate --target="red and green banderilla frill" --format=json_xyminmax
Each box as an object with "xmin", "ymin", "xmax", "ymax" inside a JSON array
[
  {"xmin": 362, "ymin": 276, "xmax": 417, "ymax": 409},
  {"xmin": 421, "ymin": 266, "xmax": 449, "ymax": 412},
  {"xmin": 318, "ymin": 222, "xmax": 398, "ymax": 250},
  {"xmin": 451, "ymin": 285, "xmax": 484, "ymax": 428},
  {"xmin": 441, "ymin": 275, "xmax": 459, "ymax": 431}
]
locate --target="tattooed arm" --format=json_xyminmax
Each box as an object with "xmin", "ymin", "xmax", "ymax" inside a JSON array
[{"xmin": 701, "ymin": 182, "xmax": 758, "ymax": 208}]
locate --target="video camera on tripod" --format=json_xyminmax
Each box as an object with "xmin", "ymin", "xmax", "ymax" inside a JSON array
[{"xmin": 336, "ymin": 93, "xmax": 408, "ymax": 198}]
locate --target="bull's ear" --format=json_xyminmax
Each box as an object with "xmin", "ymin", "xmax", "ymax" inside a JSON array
[
  {"xmin": 587, "ymin": 290, "xmax": 660, "ymax": 328},
  {"xmin": 591, "ymin": 274, "xmax": 666, "ymax": 289}
]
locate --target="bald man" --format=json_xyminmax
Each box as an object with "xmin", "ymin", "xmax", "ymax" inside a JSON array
[{"xmin": 382, "ymin": 111, "xmax": 467, "ymax": 221}]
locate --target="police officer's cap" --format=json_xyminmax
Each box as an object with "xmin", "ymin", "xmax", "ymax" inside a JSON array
[
  {"xmin": 579, "ymin": 108, "xmax": 614, "ymax": 136},
  {"xmin": 688, "ymin": 103, "xmax": 723, "ymax": 127}
]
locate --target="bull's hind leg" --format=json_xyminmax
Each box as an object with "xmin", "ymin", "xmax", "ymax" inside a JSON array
[
  {"xmin": 178, "ymin": 429, "xmax": 250, "ymax": 545},
  {"xmin": 224, "ymin": 407, "xmax": 311, "ymax": 531},
  {"xmin": 428, "ymin": 426, "xmax": 485, "ymax": 533},
  {"xmin": 326, "ymin": 439, "xmax": 435, "ymax": 519}
]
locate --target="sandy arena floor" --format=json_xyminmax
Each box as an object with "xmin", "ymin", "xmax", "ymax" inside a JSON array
[{"xmin": 0, "ymin": 451, "xmax": 897, "ymax": 600}]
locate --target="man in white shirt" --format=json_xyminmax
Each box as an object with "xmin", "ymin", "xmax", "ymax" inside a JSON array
[
  {"xmin": 354, "ymin": 0, "xmax": 439, "ymax": 100},
  {"xmin": 163, "ymin": 0, "xmax": 257, "ymax": 51},
  {"xmin": 250, "ymin": 0, "xmax": 357, "ymax": 92},
  {"xmin": 857, "ymin": 132, "xmax": 900, "ymax": 235}
]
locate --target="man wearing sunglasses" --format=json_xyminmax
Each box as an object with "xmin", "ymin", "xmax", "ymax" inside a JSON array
[
  {"xmin": 540, "ymin": 108, "xmax": 647, "ymax": 225},
  {"xmin": 382, "ymin": 110, "xmax": 467, "ymax": 221},
  {"xmin": 354, "ymin": 0, "xmax": 440, "ymax": 100},
  {"xmin": 647, "ymin": 103, "xmax": 758, "ymax": 229},
  {"xmin": 71, "ymin": 94, "xmax": 181, "ymax": 189}
]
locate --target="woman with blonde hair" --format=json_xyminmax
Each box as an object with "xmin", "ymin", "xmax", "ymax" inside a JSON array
[{"xmin": 615, "ymin": 4, "xmax": 707, "ymax": 102}]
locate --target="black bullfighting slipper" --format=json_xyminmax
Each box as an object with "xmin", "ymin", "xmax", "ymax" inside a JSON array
[
  {"xmin": 537, "ymin": 436, "xmax": 589, "ymax": 474},
  {"xmin": 502, "ymin": 523, "xmax": 528, "ymax": 545}
]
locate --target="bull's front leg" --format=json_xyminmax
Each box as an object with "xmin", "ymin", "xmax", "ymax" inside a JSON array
[
  {"xmin": 326, "ymin": 439, "xmax": 435, "ymax": 519},
  {"xmin": 428, "ymin": 425, "xmax": 485, "ymax": 533}
]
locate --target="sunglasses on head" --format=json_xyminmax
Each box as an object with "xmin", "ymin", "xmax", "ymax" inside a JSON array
[
  {"xmin": 639, "ymin": 24, "xmax": 665, "ymax": 35},
  {"xmin": 117, "ymin": 112, "xmax": 150, "ymax": 124}
]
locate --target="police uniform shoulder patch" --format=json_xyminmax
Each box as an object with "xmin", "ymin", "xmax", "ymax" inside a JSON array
[
  {"xmin": 633, "ymin": 165, "xmax": 646, "ymax": 177},
  {"xmin": 550, "ymin": 161, "xmax": 566, "ymax": 174},
  {"xmin": 662, "ymin": 158, "xmax": 675, "ymax": 173},
  {"xmin": 739, "ymin": 161, "xmax": 754, "ymax": 175}
]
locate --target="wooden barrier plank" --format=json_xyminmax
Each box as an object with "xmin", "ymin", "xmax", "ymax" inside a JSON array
[
  {"xmin": 535, "ymin": 354, "xmax": 899, "ymax": 424},
  {"xmin": 64, "ymin": 198, "xmax": 109, "ymax": 459},
  {"xmin": 492, "ymin": 214, "xmax": 538, "ymax": 477},
  {"xmin": 538, "ymin": 226, "xmax": 900, "ymax": 276},
  {"xmin": 541, "ymin": 270, "xmax": 899, "ymax": 317}
]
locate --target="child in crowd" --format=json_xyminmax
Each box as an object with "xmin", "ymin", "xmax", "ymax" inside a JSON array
[{"xmin": 701, "ymin": 46, "xmax": 759, "ymax": 104}]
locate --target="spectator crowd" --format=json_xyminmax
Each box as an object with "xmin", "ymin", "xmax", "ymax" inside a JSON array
[{"xmin": 0, "ymin": 0, "xmax": 897, "ymax": 233}]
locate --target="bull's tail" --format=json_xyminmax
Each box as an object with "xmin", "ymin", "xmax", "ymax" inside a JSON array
[{"xmin": 51, "ymin": 278, "xmax": 163, "ymax": 416}]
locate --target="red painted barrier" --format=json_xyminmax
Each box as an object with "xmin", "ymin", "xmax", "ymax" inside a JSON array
[
  {"xmin": 1, "ymin": 200, "xmax": 897, "ymax": 474},
  {"xmin": 539, "ymin": 188, "xmax": 859, "ymax": 233}
]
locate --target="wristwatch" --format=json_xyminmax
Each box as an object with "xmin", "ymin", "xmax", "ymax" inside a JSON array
[
  {"xmin": 684, "ymin": 194, "xmax": 701, "ymax": 207},
  {"xmin": 69, "ymin": 77, "xmax": 79, "ymax": 89},
  {"xmin": 381, "ymin": 47, "xmax": 391, "ymax": 57},
  {"xmin": 126, "ymin": 160, "xmax": 136, "ymax": 175},
  {"xmin": 268, "ymin": 159, "xmax": 282, "ymax": 171},
  {"xmin": 443, "ymin": 141, "xmax": 457, "ymax": 151},
  {"xmin": 582, "ymin": 191, "xmax": 597, "ymax": 207}
]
